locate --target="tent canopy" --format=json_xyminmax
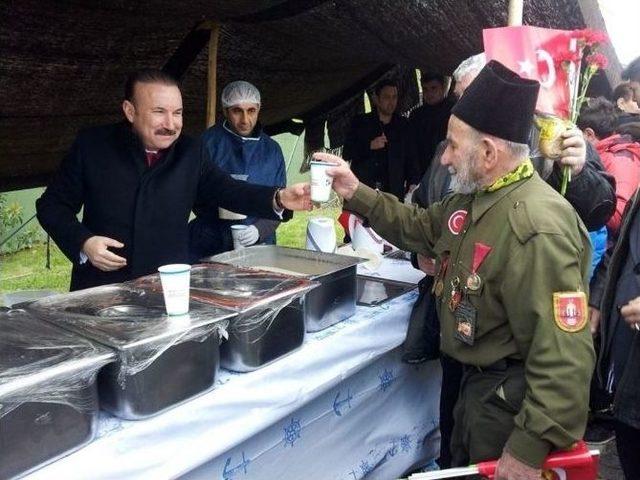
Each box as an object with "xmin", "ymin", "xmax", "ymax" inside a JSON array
[{"xmin": 1, "ymin": 0, "xmax": 620, "ymax": 191}]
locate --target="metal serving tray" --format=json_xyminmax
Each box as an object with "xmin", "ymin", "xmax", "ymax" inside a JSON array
[
  {"xmin": 24, "ymin": 286, "xmax": 235, "ymax": 420},
  {"xmin": 135, "ymin": 263, "xmax": 317, "ymax": 372},
  {"xmin": 356, "ymin": 275, "xmax": 416, "ymax": 307},
  {"xmin": 208, "ymin": 246, "xmax": 365, "ymax": 332},
  {"xmin": 0, "ymin": 309, "xmax": 113, "ymax": 479}
]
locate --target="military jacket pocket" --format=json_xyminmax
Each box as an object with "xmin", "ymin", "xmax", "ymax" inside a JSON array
[{"xmin": 481, "ymin": 369, "xmax": 526, "ymax": 415}]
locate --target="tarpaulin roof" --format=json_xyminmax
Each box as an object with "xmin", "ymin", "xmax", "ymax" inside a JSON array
[{"xmin": 1, "ymin": 0, "xmax": 620, "ymax": 191}]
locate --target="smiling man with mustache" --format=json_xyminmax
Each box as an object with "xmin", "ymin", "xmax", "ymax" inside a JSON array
[{"xmin": 37, "ymin": 69, "xmax": 311, "ymax": 290}]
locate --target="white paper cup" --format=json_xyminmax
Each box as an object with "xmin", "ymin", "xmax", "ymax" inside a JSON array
[
  {"xmin": 231, "ymin": 224, "xmax": 248, "ymax": 250},
  {"xmin": 310, "ymin": 160, "xmax": 337, "ymax": 203},
  {"xmin": 157, "ymin": 264, "xmax": 191, "ymax": 316}
]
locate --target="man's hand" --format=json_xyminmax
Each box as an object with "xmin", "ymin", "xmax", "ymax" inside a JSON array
[
  {"xmin": 370, "ymin": 134, "xmax": 387, "ymax": 150},
  {"xmin": 620, "ymin": 297, "xmax": 640, "ymax": 331},
  {"xmin": 235, "ymin": 225, "xmax": 259, "ymax": 247},
  {"xmin": 558, "ymin": 128, "xmax": 586, "ymax": 175},
  {"xmin": 589, "ymin": 306, "xmax": 601, "ymax": 335},
  {"xmin": 495, "ymin": 450, "xmax": 541, "ymax": 480},
  {"xmin": 313, "ymin": 152, "xmax": 360, "ymax": 201},
  {"xmin": 82, "ymin": 236, "xmax": 127, "ymax": 272},
  {"xmin": 278, "ymin": 183, "xmax": 312, "ymax": 211},
  {"xmin": 417, "ymin": 254, "xmax": 437, "ymax": 276}
]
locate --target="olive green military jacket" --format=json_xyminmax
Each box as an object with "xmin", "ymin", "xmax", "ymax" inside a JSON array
[{"xmin": 346, "ymin": 172, "xmax": 595, "ymax": 467}]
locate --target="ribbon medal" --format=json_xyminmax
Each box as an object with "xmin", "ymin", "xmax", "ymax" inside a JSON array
[{"xmin": 465, "ymin": 242, "xmax": 492, "ymax": 292}]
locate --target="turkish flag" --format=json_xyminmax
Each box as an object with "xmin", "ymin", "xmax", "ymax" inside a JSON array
[{"xmin": 483, "ymin": 26, "xmax": 576, "ymax": 118}]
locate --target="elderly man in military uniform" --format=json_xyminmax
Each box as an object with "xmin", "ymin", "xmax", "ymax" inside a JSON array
[{"xmin": 314, "ymin": 61, "xmax": 594, "ymax": 479}]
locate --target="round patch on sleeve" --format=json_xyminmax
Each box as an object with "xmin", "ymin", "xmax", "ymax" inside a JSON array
[
  {"xmin": 552, "ymin": 292, "xmax": 588, "ymax": 332},
  {"xmin": 447, "ymin": 210, "xmax": 468, "ymax": 235}
]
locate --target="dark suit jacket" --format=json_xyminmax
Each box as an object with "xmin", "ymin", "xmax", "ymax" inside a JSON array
[
  {"xmin": 342, "ymin": 112, "xmax": 409, "ymax": 200},
  {"xmin": 37, "ymin": 122, "xmax": 287, "ymax": 290}
]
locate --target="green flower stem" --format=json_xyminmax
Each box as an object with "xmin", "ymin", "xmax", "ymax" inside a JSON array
[{"xmin": 561, "ymin": 64, "xmax": 597, "ymax": 196}]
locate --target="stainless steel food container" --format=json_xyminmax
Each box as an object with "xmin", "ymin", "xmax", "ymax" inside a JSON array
[
  {"xmin": 135, "ymin": 263, "xmax": 318, "ymax": 372},
  {"xmin": 24, "ymin": 286, "xmax": 235, "ymax": 420},
  {"xmin": 208, "ymin": 245, "xmax": 364, "ymax": 332},
  {"xmin": 0, "ymin": 309, "xmax": 113, "ymax": 479}
]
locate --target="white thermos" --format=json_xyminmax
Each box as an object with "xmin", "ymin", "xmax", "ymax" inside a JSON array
[{"xmin": 306, "ymin": 217, "xmax": 337, "ymax": 253}]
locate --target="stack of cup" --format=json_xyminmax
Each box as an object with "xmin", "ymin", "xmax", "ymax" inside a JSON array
[
  {"xmin": 158, "ymin": 264, "xmax": 191, "ymax": 315},
  {"xmin": 231, "ymin": 225, "xmax": 248, "ymax": 250},
  {"xmin": 310, "ymin": 160, "xmax": 338, "ymax": 203}
]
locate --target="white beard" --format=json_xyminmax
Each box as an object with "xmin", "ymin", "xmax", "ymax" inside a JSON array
[{"xmin": 448, "ymin": 160, "xmax": 483, "ymax": 194}]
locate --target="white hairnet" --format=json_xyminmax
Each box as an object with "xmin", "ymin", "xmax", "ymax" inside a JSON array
[
  {"xmin": 453, "ymin": 53, "xmax": 487, "ymax": 82},
  {"xmin": 221, "ymin": 81, "xmax": 261, "ymax": 108}
]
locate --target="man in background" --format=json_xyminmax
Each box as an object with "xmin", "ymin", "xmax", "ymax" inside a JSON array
[
  {"xmin": 189, "ymin": 81, "xmax": 286, "ymax": 261},
  {"xmin": 343, "ymin": 80, "xmax": 410, "ymax": 200}
]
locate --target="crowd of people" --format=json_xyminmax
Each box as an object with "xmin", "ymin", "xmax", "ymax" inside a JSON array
[{"xmin": 35, "ymin": 50, "xmax": 640, "ymax": 479}]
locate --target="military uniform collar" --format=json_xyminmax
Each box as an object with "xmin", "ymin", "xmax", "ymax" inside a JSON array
[{"xmin": 470, "ymin": 173, "xmax": 535, "ymax": 224}]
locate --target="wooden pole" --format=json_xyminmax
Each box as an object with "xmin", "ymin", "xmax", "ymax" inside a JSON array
[
  {"xmin": 508, "ymin": 0, "xmax": 524, "ymax": 26},
  {"xmin": 206, "ymin": 23, "xmax": 221, "ymax": 128}
]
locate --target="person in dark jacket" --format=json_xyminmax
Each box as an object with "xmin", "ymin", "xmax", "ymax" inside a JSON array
[
  {"xmin": 406, "ymin": 53, "xmax": 616, "ymax": 469},
  {"xmin": 406, "ymin": 72, "xmax": 454, "ymax": 186},
  {"xmin": 36, "ymin": 69, "xmax": 310, "ymax": 291},
  {"xmin": 342, "ymin": 80, "xmax": 410, "ymax": 200},
  {"xmin": 188, "ymin": 81, "xmax": 287, "ymax": 261},
  {"xmin": 589, "ymin": 188, "xmax": 640, "ymax": 479}
]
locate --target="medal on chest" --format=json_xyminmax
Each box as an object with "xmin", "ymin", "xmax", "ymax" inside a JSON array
[
  {"xmin": 448, "ymin": 276, "xmax": 462, "ymax": 311},
  {"xmin": 464, "ymin": 242, "xmax": 492, "ymax": 293}
]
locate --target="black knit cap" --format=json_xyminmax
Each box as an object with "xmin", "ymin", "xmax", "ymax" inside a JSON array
[{"xmin": 451, "ymin": 60, "xmax": 540, "ymax": 144}]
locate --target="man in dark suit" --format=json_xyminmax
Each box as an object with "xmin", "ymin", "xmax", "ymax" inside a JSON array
[
  {"xmin": 406, "ymin": 72, "xmax": 454, "ymax": 187},
  {"xmin": 37, "ymin": 69, "xmax": 310, "ymax": 291},
  {"xmin": 342, "ymin": 80, "xmax": 410, "ymax": 200}
]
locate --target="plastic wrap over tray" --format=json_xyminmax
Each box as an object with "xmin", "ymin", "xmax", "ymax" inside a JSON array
[
  {"xmin": 0, "ymin": 309, "xmax": 113, "ymax": 479},
  {"xmin": 0, "ymin": 309, "xmax": 113, "ymax": 418},
  {"xmin": 23, "ymin": 285, "xmax": 234, "ymax": 383},
  {"xmin": 133, "ymin": 263, "xmax": 319, "ymax": 371}
]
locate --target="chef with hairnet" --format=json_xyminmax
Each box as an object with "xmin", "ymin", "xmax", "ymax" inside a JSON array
[{"xmin": 189, "ymin": 81, "xmax": 287, "ymax": 260}]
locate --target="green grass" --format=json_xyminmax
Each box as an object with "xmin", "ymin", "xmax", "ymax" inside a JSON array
[{"xmin": 1, "ymin": 243, "xmax": 72, "ymax": 299}]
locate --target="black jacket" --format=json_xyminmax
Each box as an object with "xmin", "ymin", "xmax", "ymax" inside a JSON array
[
  {"xmin": 37, "ymin": 122, "xmax": 286, "ymax": 290},
  {"xmin": 593, "ymin": 189, "xmax": 640, "ymax": 429},
  {"xmin": 342, "ymin": 112, "xmax": 409, "ymax": 200},
  {"xmin": 406, "ymin": 98, "xmax": 453, "ymax": 185},
  {"xmin": 541, "ymin": 141, "xmax": 616, "ymax": 231}
]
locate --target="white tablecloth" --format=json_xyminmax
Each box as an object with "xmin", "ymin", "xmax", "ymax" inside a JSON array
[{"xmin": 27, "ymin": 259, "xmax": 440, "ymax": 480}]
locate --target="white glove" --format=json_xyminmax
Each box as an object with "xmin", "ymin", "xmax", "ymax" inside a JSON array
[{"xmin": 236, "ymin": 225, "xmax": 260, "ymax": 246}]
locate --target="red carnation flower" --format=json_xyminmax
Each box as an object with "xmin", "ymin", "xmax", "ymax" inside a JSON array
[
  {"xmin": 586, "ymin": 53, "xmax": 608, "ymax": 70},
  {"xmin": 571, "ymin": 28, "xmax": 608, "ymax": 46},
  {"xmin": 554, "ymin": 50, "xmax": 582, "ymax": 67}
]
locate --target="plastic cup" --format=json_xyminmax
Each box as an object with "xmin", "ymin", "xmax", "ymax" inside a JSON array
[
  {"xmin": 157, "ymin": 264, "xmax": 191, "ymax": 316},
  {"xmin": 231, "ymin": 224, "xmax": 248, "ymax": 250},
  {"xmin": 310, "ymin": 160, "xmax": 338, "ymax": 203}
]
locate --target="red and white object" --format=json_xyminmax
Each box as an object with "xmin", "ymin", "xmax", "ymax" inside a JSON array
[
  {"xmin": 408, "ymin": 441, "xmax": 599, "ymax": 480},
  {"xmin": 483, "ymin": 26, "xmax": 576, "ymax": 118}
]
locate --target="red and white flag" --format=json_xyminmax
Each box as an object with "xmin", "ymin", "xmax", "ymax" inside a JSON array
[{"xmin": 483, "ymin": 26, "xmax": 576, "ymax": 118}]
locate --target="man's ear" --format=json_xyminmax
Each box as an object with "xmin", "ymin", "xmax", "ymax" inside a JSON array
[
  {"xmin": 583, "ymin": 127, "xmax": 597, "ymax": 143},
  {"xmin": 122, "ymin": 100, "xmax": 135, "ymax": 123},
  {"xmin": 480, "ymin": 136, "xmax": 499, "ymax": 171},
  {"xmin": 370, "ymin": 93, "xmax": 379, "ymax": 109}
]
